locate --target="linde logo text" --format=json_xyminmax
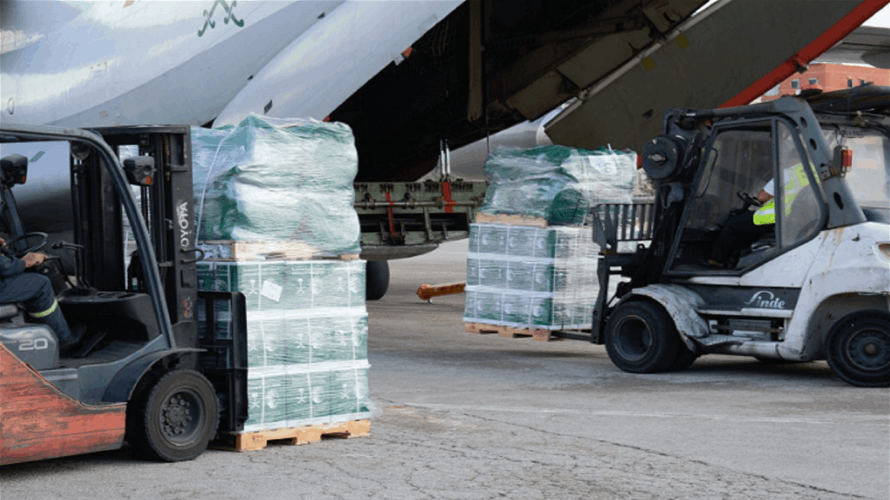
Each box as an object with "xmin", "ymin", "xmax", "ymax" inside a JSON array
[{"xmin": 744, "ymin": 291, "xmax": 786, "ymax": 309}]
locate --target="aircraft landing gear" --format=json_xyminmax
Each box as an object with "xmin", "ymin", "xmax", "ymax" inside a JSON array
[{"xmin": 366, "ymin": 260, "xmax": 390, "ymax": 301}]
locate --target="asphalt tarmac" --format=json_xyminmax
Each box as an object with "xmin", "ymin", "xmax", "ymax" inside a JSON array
[{"xmin": 2, "ymin": 240, "xmax": 888, "ymax": 500}]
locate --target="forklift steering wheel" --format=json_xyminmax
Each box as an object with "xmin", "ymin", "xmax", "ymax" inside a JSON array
[
  {"xmin": 737, "ymin": 191, "xmax": 763, "ymax": 208},
  {"xmin": 2, "ymin": 232, "xmax": 49, "ymax": 258}
]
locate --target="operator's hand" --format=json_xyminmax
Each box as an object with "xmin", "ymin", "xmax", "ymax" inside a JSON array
[
  {"xmin": 22, "ymin": 252, "xmax": 46, "ymax": 268},
  {"xmin": 0, "ymin": 237, "xmax": 5, "ymax": 246}
]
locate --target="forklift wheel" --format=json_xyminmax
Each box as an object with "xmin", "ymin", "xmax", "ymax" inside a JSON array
[
  {"xmin": 669, "ymin": 343, "xmax": 699, "ymax": 372},
  {"xmin": 605, "ymin": 301, "xmax": 681, "ymax": 373},
  {"xmin": 824, "ymin": 310, "xmax": 890, "ymax": 388},
  {"xmin": 127, "ymin": 369, "xmax": 220, "ymax": 462}
]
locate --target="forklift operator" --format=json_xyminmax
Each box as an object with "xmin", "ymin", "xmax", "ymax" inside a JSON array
[
  {"xmin": 708, "ymin": 162, "xmax": 812, "ymax": 267},
  {"xmin": 0, "ymin": 239, "xmax": 82, "ymax": 354}
]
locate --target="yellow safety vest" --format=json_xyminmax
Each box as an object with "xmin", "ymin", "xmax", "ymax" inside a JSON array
[{"xmin": 753, "ymin": 164, "xmax": 812, "ymax": 226}]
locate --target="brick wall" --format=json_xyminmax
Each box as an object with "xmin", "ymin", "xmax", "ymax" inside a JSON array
[{"xmin": 761, "ymin": 63, "xmax": 889, "ymax": 101}]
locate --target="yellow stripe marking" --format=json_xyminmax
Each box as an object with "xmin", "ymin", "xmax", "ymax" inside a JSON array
[{"xmin": 31, "ymin": 300, "xmax": 57, "ymax": 319}]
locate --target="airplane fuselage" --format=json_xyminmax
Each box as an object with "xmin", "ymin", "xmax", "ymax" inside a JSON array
[{"xmin": 2, "ymin": 1, "xmax": 338, "ymax": 127}]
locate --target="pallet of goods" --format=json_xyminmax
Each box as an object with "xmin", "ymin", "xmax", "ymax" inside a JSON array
[
  {"xmin": 192, "ymin": 115, "xmax": 372, "ymax": 450},
  {"xmin": 463, "ymin": 145, "xmax": 637, "ymax": 340}
]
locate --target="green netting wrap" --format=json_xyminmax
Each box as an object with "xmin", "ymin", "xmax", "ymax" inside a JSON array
[
  {"xmin": 192, "ymin": 114, "xmax": 361, "ymax": 256},
  {"xmin": 197, "ymin": 259, "xmax": 373, "ymax": 431},
  {"xmin": 463, "ymin": 224, "xmax": 601, "ymax": 330},
  {"xmin": 481, "ymin": 146, "xmax": 637, "ymax": 225}
]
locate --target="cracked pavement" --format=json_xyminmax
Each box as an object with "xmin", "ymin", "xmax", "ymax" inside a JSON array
[{"xmin": 2, "ymin": 241, "xmax": 888, "ymax": 500}]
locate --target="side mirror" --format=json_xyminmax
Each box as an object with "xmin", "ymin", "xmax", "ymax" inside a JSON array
[
  {"xmin": 123, "ymin": 156, "xmax": 156, "ymax": 186},
  {"xmin": 0, "ymin": 154, "xmax": 28, "ymax": 187}
]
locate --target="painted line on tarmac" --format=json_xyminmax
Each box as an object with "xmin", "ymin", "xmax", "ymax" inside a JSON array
[{"xmin": 404, "ymin": 403, "xmax": 888, "ymax": 426}]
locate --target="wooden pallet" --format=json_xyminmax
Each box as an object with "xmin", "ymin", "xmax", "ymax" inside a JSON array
[
  {"xmin": 465, "ymin": 322, "xmax": 553, "ymax": 341},
  {"xmin": 198, "ymin": 240, "xmax": 359, "ymax": 262},
  {"xmin": 215, "ymin": 419, "xmax": 370, "ymax": 452},
  {"xmin": 475, "ymin": 212, "xmax": 548, "ymax": 228}
]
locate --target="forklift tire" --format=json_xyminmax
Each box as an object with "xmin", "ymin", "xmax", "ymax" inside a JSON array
[
  {"xmin": 605, "ymin": 301, "xmax": 680, "ymax": 373},
  {"xmin": 366, "ymin": 260, "xmax": 390, "ymax": 301},
  {"xmin": 127, "ymin": 369, "xmax": 220, "ymax": 462},
  {"xmin": 669, "ymin": 343, "xmax": 699, "ymax": 372},
  {"xmin": 824, "ymin": 310, "xmax": 890, "ymax": 388}
]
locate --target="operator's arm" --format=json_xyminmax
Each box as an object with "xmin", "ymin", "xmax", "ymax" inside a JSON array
[
  {"xmin": 0, "ymin": 252, "xmax": 45, "ymax": 278},
  {"xmin": 0, "ymin": 254, "xmax": 26, "ymax": 278}
]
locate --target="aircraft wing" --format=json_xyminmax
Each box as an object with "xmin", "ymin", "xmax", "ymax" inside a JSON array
[
  {"xmin": 543, "ymin": 0, "xmax": 889, "ymax": 155},
  {"xmin": 818, "ymin": 25, "xmax": 890, "ymax": 68}
]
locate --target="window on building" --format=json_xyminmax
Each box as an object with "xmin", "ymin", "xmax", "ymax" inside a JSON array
[
  {"xmin": 848, "ymin": 78, "xmax": 854, "ymax": 88},
  {"xmin": 808, "ymin": 77, "xmax": 818, "ymax": 85},
  {"xmin": 791, "ymin": 79, "xmax": 800, "ymax": 89},
  {"xmin": 861, "ymin": 79, "xmax": 869, "ymax": 86}
]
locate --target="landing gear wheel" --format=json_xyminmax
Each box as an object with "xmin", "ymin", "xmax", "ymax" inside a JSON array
[
  {"xmin": 366, "ymin": 260, "xmax": 390, "ymax": 301},
  {"xmin": 824, "ymin": 310, "xmax": 890, "ymax": 388},
  {"xmin": 605, "ymin": 301, "xmax": 680, "ymax": 373},
  {"xmin": 127, "ymin": 369, "xmax": 220, "ymax": 462}
]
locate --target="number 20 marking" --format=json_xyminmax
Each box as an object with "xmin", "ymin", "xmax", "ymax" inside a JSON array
[{"xmin": 19, "ymin": 338, "xmax": 49, "ymax": 351}]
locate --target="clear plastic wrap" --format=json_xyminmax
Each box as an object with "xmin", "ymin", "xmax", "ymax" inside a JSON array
[
  {"xmin": 481, "ymin": 146, "xmax": 637, "ymax": 224},
  {"xmin": 244, "ymin": 361, "xmax": 372, "ymax": 432},
  {"xmin": 192, "ymin": 114, "xmax": 361, "ymax": 256},
  {"xmin": 197, "ymin": 260, "xmax": 366, "ymax": 313},
  {"xmin": 197, "ymin": 259, "xmax": 371, "ymax": 430},
  {"xmin": 463, "ymin": 224, "xmax": 600, "ymax": 330}
]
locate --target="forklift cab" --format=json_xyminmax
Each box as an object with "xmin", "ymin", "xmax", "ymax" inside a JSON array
[
  {"xmin": 667, "ymin": 117, "xmax": 827, "ymax": 274},
  {"xmin": 0, "ymin": 127, "xmax": 194, "ymax": 375}
]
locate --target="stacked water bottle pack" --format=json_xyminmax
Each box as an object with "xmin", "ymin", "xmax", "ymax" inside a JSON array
[
  {"xmin": 464, "ymin": 145, "xmax": 637, "ymax": 335},
  {"xmin": 192, "ymin": 115, "xmax": 372, "ymax": 436}
]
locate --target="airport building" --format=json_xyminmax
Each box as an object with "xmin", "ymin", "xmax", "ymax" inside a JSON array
[{"xmin": 761, "ymin": 62, "xmax": 890, "ymax": 100}]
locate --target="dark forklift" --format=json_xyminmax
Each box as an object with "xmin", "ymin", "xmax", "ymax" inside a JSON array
[
  {"xmin": 0, "ymin": 124, "xmax": 247, "ymax": 465},
  {"xmin": 585, "ymin": 86, "xmax": 890, "ymax": 387}
]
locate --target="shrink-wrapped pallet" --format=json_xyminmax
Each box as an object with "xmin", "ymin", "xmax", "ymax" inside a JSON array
[
  {"xmin": 191, "ymin": 115, "xmax": 361, "ymax": 256},
  {"xmin": 481, "ymin": 146, "xmax": 636, "ymax": 225},
  {"xmin": 197, "ymin": 259, "xmax": 372, "ymax": 432},
  {"xmin": 463, "ymin": 224, "xmax": 600, "ymax": 330},
  {"xmin": 465, "ymin": 146, "xmax": 637, "ymax": 332}
]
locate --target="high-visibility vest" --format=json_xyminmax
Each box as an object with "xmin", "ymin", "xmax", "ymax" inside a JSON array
[{"xmin": 753, "ymin": 164, "xmax": 812, "ymax": 226}]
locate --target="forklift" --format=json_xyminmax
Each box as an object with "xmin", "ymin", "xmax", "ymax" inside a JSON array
[
  {"xmin": 0, "ymin": 124, "xmax": 247, "ymax": 465},
  {"xmin": 587, "ymin": 86, "xmax": 890, "ymax": 387}
]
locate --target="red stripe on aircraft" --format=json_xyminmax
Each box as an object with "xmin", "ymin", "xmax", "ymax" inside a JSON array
[{"xmin": 721, "ymin": 0, "xmax": 890, "ymax": 108}]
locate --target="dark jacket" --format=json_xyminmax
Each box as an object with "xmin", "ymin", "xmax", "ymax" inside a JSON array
[{"xmin": 0, "ymin": 254, "xmax": 26, "ymax": 279}]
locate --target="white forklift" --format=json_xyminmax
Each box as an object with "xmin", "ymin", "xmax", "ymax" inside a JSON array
[{"xmin": 587, "ymin": 86, "xmax": 890, "ymax": 387}]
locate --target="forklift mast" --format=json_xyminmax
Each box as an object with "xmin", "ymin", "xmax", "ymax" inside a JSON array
[{"xmin": 75, "ymin": 126, "xmax": 200, "ymax": 348}]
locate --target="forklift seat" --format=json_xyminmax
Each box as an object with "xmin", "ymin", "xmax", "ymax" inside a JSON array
[{"xmin": 0, "ymin": 304, "xmax": 19, "ymax": 320}]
